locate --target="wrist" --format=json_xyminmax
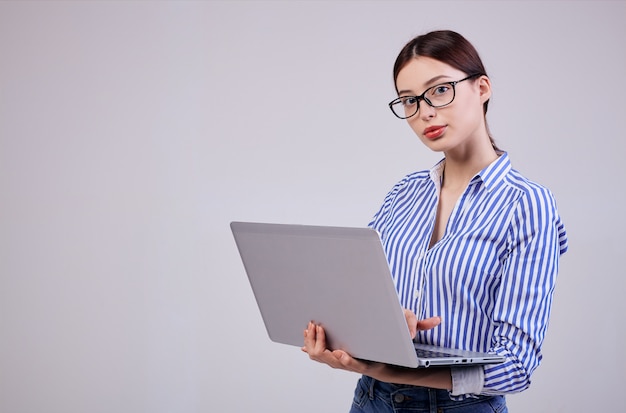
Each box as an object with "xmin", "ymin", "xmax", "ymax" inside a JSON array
[{"xmin": 369, "ymin": 365, "xmax": 452, "ymax": 391}]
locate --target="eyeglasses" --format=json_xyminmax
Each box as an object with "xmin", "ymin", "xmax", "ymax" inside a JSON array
[{"xmin": 388, "ymin": 74, "xmax": 482, "ymax": 119}]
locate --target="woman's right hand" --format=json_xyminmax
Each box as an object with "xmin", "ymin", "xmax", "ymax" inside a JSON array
[
  {"xmin": 301, "ymin": 316, "xmax": 450, "ymax": 390},
  {"xmin": 302, "ymin": 312, "xmax": 441, "ymax": 370}
]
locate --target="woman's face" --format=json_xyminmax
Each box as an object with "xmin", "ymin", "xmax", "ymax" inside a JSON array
[{"xmin": 394, "ymin": 57, "xmax": 491, "ymax": 154}]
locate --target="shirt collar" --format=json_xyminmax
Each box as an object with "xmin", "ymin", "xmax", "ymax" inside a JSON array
[
  {"xmin": 479, "ymin": 151, "xmax": 512, "ymax": 191},
  {"xmin": 429, "ymin": 151, "xmax": 512, "ymax": 192},
  {"xmin": 429, "ymin": 158, "xmax": 446, "ymax": 190}
]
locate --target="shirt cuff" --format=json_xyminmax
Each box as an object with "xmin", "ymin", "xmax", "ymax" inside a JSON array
[{"xmin": 450, "ymin": 366, "xmax": 484, "ymax": 396}]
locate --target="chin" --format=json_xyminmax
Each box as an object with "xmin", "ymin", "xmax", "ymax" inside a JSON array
[{"xmin": 421, "ymin": 138, "xmax": 448, "ymax": 153}]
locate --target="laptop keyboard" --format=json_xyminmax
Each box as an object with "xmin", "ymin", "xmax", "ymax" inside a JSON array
[{"xmin": 415, "ymin": 347, "xmax": 457, "ymax": 359}]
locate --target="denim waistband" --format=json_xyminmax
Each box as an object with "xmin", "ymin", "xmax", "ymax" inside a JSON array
[{"xmin": 357, "ymin": 375, "xmax": 503, "ymax": 411}]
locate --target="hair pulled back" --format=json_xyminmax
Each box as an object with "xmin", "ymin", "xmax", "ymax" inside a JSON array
[{"xmin": 393, "ymin": 30, "xmax": 498, "ymax": 149}]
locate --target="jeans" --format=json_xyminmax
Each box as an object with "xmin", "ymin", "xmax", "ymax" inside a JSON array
[{"xmin": 349, "ymin": 375, "xmax": 507, "ymax": 413}]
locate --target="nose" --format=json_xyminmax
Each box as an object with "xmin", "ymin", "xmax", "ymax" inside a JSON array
[{"xmin": 418, "ymin": 99, "xmax": 436, "ymax": 120}]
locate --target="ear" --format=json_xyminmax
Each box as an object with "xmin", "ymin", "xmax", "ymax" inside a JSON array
[{"xmin": 477, "ymin": 75, "xmax": 492, "ymax": 104}]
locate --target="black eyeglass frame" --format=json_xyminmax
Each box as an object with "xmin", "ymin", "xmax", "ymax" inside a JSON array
[{"xmin": 388, "ymin": 73, "xmax": 484, "ymax": 119}]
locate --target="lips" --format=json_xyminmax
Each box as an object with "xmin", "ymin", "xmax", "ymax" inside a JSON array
[{"xmin": 423, "ymin": 125, "xmax": 447, "ymax": 140}]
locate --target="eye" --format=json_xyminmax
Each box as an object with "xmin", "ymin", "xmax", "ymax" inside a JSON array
[
  {"xmin": 401, "ymin": 96, "xmax": 418, "ymax": 107},
  {"xmin": 430, "ymin": 84, "xmax": 451, "ymax": 96}
]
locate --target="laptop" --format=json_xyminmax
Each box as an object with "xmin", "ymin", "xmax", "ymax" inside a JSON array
[{"xmin": 230, "ymin": 221, "xmax": 505, "ymax": 368}]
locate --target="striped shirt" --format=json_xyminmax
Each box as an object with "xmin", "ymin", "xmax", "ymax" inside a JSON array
[{"xmin": 369, "ymin": 152, "xmax": 568, "ymax": 396}]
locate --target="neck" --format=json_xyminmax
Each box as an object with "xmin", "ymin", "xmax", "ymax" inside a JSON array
[{"xmin": 441, "ymin": 139, "xmax": 498, "ymax": 190}]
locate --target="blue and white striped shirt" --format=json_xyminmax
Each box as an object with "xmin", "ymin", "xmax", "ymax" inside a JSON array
[{"xmin": 369, "ymin": 152, "xmax": 568, "ymax": 396}]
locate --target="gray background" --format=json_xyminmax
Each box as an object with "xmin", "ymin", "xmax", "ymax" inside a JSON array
[{"xmin": 1, "ymin": 1, "xmax": 624, "ymax": 412}]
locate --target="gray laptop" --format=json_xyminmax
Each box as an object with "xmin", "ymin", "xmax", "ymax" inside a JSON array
[{"xmin": 230, "ymin": 221, "xmax": 505, "ymax": 368}]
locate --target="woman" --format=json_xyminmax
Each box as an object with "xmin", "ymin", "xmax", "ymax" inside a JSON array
[{"xmin": 302, "ymin": 30, "xmax": 568, "ymax": 412}]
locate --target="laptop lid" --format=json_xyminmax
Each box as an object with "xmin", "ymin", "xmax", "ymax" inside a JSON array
[{"xmin": 230, "ymin": 221, "xmax": 504, "ymax": 369}]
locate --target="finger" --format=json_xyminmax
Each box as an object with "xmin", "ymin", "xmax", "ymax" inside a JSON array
[
  {"xmin": 305, "ymin": 325, "xmax": 358, "ymax": 371},
  {"xmin": 304, "ymin": 323, "xmax": 329, "ymax": 361},
  {"xmin": 403, "ymin": 308, "xmax": 418, "ymax": 338},
  {"xmin": 303, "ymin": 322, "xmax": 316, "ymax": 351},
  {"xmin": 333, "ymin": 350, "xmax": 368, "ymax": 373},
  {"xmin": 313, "ymin": 325, "xmax": 328, "ymax": 354},
  {"xmin": 416, "ymin": 316, "xmax": 441, "ymax": 331}
]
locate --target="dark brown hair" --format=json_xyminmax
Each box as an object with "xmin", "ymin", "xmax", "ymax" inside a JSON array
[{"xmin": 393, "ymin": 30, "xmax": 498, "ymax": 150}]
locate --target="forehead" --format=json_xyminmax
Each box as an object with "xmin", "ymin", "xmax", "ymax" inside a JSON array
[{"xmin": 395, "ymin": 57, "xmax": 465, "ymax": 93}]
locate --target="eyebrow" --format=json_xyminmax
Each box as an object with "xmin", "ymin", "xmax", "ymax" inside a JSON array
[{"xmin": 397, "ymin": 74, "xmax": 454, "ymax": 96}]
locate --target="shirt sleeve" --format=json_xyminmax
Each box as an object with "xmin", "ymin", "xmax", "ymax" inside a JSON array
[
  {"xmin": 368, "ymin": 178, "xmax": 406, "ymax": 234},
  {"xmin": 451, "ymin": 366, "xmax": 485, "ymax": 396},
  {"xmin": 481, "ymin": 186, "xmax": 567, "ymax": 395}
]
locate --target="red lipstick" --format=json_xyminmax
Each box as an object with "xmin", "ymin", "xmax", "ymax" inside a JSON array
[{"xmin": 423, "ymin": 125, "xmax": 447, "ymax": 140}]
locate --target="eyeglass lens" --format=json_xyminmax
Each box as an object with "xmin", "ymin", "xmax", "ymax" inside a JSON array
[{"xmin": 391, "ymin": 82, "xmax": 456, "ymax": 119}]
